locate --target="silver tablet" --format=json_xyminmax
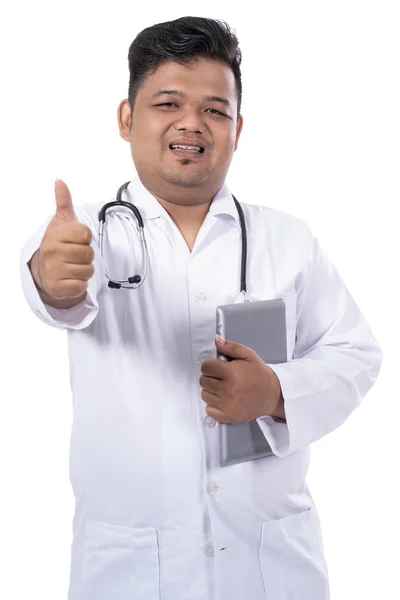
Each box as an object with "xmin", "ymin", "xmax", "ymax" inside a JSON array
[{"xmin": 216, "ymin": 299, "xmax": 287, "ymax": 467}]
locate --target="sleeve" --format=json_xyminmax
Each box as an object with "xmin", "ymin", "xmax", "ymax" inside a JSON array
[
  {"xmin": 19, "ymin": 206, "xmax": 105, "ymax": 330},
  {"xmin": 255, "ymin": 230, "xmax": 383, "ymax": 458}
]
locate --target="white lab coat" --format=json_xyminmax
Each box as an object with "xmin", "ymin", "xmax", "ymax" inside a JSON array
[{"xmin": 20, "ymin": 176, "xmax": 382, "ymax": 600}]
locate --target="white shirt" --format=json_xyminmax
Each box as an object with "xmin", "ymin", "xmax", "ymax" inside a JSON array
[{"xmin": 20, "ymin": 176, "xmax": 382, "ymax": 600}]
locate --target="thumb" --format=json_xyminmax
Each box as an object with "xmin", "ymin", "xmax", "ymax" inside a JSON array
[
  {"xmin": 54, "ymin": 179, "xmax": 77, "ymax": 222},
  {"xmin": 215, "ymin": 335, "xmax": 254, "ymax": 360}
]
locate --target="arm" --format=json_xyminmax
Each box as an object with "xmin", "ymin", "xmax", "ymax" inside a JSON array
[{"xmin": 256, "ymin": 232, "xmax": 383, "ymax": 457}]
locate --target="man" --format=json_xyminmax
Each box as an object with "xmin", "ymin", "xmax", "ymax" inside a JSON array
[{"xmin": 20, "ymin": 16, "xmax": 382, "ymax": 600}]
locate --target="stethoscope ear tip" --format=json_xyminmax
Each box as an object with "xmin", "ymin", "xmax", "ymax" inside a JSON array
[{"xmin": 107, "ymin": 275, "xmax": 141, "ymax": 289}]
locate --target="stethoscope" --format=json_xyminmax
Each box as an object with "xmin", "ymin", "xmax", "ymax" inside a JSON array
[{"xmin": 98, "ymin": 181, "xmax": 249, "ymax": 301}]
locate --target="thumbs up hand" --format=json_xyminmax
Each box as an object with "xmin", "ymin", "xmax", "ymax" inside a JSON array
[
  {"xmin": 53, "ymin": 178, "xmax": 79, "ymax": 222},
  {"xmin": 32, "ymin": 180, "xmax": 95, "ymax": 300}
]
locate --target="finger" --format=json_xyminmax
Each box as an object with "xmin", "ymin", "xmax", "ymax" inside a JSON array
[
  {"xmin": 206, "ymin": 401, "xmax": 238, "ymax": 425},
  {"xmin": 205, "ymin": 404, "xmax": 226, "ymax": 422},
  {"xmin": 54, "ymin": 179, "xmax": 78, "ymax": 222},
  {"xmin": 215, "ymin": 335, "xmax": 253, "ymax": 360},
  {"xmin": 201, "ymin": 358, "xmax": 230, "ymax": 379},
  {"xmin": 60, "ymin": 263, "xmax": 95, "ymax": 281},
  {"xmin": 62, "ymin": 243, "xmax": 95, "ymax": 265},
  {"xmin": 55, "ymin": 223, "xmax": 93, "ymax": 245},
  {"xmin": 199, "ymin": 374, "xmax": 221, "ymax": 394},
  {"xmin": 201, "ymin": 389, "xmax": 220, "ymax": 404},
  {"xmin": 48, "ymin": 279, "xmax": 88, "ymax": 299}
]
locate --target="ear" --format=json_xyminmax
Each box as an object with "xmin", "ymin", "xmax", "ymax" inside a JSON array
[
  {"xmin": 117, "ymin": 99, "xmax": 132, "ymax": 142},
  {"xmin": 234, "ymin": 114, "xmax": 244, "ymax": 151}
]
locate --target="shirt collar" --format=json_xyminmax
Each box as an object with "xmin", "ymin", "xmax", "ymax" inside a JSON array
[{"xmin": 125, "ymin": 175, "xmax": 242, "ymax": 230}]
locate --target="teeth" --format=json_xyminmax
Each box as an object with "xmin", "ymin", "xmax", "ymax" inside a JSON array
[{"xmin": 171, "ymin": 144, "xmax": 202, "ymax": 152}]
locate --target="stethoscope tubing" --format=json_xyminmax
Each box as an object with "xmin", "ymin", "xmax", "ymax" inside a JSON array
[{"xmin": 98, "ymin": 181, "xmax": 247, "ymax": 294}]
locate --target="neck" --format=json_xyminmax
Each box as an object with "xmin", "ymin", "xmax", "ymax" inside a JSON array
[
  {"xmin": 139, "ymin": 176, "xmax": 221, "ymax": 228},
  {"xmin": 154, "ymin": 195, "xmax": 212, "ymax": 228}
]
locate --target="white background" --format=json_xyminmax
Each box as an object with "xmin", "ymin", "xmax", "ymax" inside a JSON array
[{"xmin": 1, "ymin": 1, "xmax": 398, "ymax": 598}]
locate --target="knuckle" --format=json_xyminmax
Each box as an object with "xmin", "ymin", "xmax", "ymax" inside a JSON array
[
  {"xmin": 83, "ymin": 226, "xmax": 93, "ymax": 244},
  {"xmin": 87, "ymin": 247, "xmax": 95, "ymax": 263},
  {"xmin": 75, "ymin": 223, "xmax": 92, "ymax": 245},
  {"xmin": 40, "ymin": 243, "xmax": 54, "ymax": 258}
]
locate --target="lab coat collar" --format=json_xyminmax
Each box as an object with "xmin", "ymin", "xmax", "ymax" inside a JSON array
[{"xmin": 126, "ymin": 175, "xmax": 242, "ymax": 230}]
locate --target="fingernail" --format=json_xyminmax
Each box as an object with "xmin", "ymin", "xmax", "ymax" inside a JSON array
[{"xmin": 215, "ymin": 334, "xmax": 226, "ymax": 344}]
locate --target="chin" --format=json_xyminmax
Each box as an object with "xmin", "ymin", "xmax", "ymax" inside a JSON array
[{"xmin": 162, "ymin": 170, "xmax": 210, "ymax": 188}]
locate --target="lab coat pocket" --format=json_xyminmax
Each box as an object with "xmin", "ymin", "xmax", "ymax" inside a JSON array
[
  {"xmin": 82, "ymin": 520, "xmax": 160, "ymax": 600},
  {"xmin": 258, "ymin": 507, "xmax": 330, "ymax": 599}
]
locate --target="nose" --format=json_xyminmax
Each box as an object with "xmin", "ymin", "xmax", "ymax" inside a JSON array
[{"xmin": 173, "ymin": 107, "xmax": 206, "ymax": 134}]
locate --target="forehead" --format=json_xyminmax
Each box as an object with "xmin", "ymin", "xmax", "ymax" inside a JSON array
[{"xmin": 139, "ymin": 58, "xmax": 237, "ymax": 102}]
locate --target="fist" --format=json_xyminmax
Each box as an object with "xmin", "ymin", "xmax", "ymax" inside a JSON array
[{"xmin": 35, "ymin": 180, "xmax": 95, "ymax": 300}]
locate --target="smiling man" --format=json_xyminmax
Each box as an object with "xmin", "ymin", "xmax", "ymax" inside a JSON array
[
  {"xmin": 118, "ymin": 50, "xmax": 243, "ymax": 252},
  {"xmin": 20, "ymin": 16, "xmax": 382, "ymax": 600}
]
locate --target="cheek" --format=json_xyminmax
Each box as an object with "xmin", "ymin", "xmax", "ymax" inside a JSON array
[
  {"xmin": 132, "ymin": 114, "xmax": 163, "ymax": 144},
  {"xmin": 131, "ymin": 128, "xmax": 161, "ymax": 163},
  {"xmin": 213, "ymin": 130, "xmax": 236, "ymax": 157},
  {"xmin": 209, "ymin": 142, "xmax": 235, "ymax": 172}
]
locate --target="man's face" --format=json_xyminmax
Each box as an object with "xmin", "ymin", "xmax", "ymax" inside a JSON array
[{"xmin": 118, "ymin": 58, "xmax": 243, "ymax": 201}]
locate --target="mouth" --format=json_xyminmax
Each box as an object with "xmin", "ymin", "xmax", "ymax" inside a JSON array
[{"xmin": 169, "ymin": 144, "xmax": 205, "ymax": 159}]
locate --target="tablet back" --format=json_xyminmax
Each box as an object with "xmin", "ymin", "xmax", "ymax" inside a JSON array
[{"xmin": 216, "ymin": 299, "xmax": 287, "ymax": 467}]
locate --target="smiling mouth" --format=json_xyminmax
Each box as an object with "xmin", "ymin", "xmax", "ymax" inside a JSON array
[{"xmin": 169, "ymin": 144, "xmax": 205, "ymax": 158}]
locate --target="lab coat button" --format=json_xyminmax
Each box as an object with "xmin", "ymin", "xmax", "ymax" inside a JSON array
[
  {"xmin": 205, "ymin": 544, "xmax": 215, "ymax": 557},
  {"xmin": 204, "ymin": 415, "xmax": 217, "ymax": 428},
  {"xmin": 193, "ymin": 292, "xmax": 206, "ymax": 303},
  {"xmin": 206, "ymin": 482, "xmax": 221, "ymax": 495},
  {"xmin": 199, "ymin": 351, "xmax": 211, "ymax": 362}
]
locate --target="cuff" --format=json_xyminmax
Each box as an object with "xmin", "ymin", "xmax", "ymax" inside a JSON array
[
  {"xmin": 255, "ymin": 362, "xmax": 296, "ymax": 457},
  {"xmin": 20, "ymin": 232, "xmax": 102, "ymax": 331}
]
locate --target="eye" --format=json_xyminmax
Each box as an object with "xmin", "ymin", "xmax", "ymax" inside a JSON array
[
  {"xmin": 206, "ymin": 108, "xmax": 226, "ymax": 116},
  {"xmin": 155, "ymin": 104, "xmax": 226, "ymax": 117}
]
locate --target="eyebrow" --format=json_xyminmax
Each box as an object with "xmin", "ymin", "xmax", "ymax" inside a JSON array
[{"xmin": 151, "ymin": 89, "xmax": 231, "ymax": 108}]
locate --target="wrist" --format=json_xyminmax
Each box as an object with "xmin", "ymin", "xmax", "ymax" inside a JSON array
[
  {"xmin": 265, "ymin": 367, "xmax": 286, "ymax": 421},
  {"xmin": 271, "ymin": 390, "xmax": 286, "ymax": 421}
]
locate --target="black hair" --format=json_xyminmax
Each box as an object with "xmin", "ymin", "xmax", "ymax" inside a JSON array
[{"xmin": 127, "ymin": 16, "xmax": 242, "ymax": 119}]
